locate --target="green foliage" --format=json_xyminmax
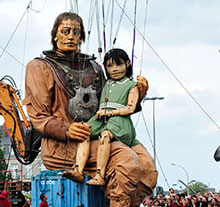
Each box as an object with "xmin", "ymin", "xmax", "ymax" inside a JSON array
[
  {"xmin": 0, "ymin": 132, "xmax": 7, "ymax": 181},
  {"xmin": 188, "ymin": 182, "xmax": 208, "ymax": 195}
]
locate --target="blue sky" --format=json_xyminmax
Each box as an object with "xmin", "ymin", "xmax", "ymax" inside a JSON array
[{"xmin": 0, "ymin": 0, "xmax": 220, "ymax": 192}]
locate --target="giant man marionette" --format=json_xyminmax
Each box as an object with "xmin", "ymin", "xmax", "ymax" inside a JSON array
[{"xmin": 23, "ymin": 12, "xmax": 158, "ymax": 207}]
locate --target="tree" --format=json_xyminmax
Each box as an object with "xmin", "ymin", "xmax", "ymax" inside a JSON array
[
  {"xmin": 0, "ymin": 130, "xmax": 7, "ymax": 181},
  {"xmin": 187, "ymin": 182, "xmax": 208, "ymax": 195}
]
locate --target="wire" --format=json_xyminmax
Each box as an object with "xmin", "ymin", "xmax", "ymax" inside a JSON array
[
  {"xmin": 139, "ymin": 0, "xmax": 149, "ymax": 75},
  {"xmin": 102, "ymin": 0, "xmax": 107, "ymax": 53},
  {"xmin": 109, "ymin": 0, "xmax": 114, "ymax": 50},
  {"xmin": 20, "ymin": 7, "xmax": 30, "ymax": 90},
  {"xmin": 0, "ymin": 1, "xmax": 31, "ymax": 59},
  {"xmin": 69, "ymin": 0, "xmax": 74, "ymax": 12},
  {"xmin": 95, "ymin": 0, "xmax": 102, "ymax": 58},
  {"xmin": 115, "ymin": 0, "xmax": 220, "ymax": 132},
  {"xmin": 140, "ymin": 109, "xmax": 170, "ymax": 189},
  {"xmin": 29, "ymin": 0, "xmax": 47, "ymax": 13},
  {"xmin": 0, "ymin": 44, "xmax": 25, "ymax": 68},
  {"xmin": 112, "ymin": 0, "xmax": 127, "ymax": 47},
  {"xmin": 131, "ymin": 0, "xmax": 137, "ymax": 70}
]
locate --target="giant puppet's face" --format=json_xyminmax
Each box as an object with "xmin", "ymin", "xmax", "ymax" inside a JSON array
[{"xmin": 55, "ymin": 19, "xmax": 81, "ymax": 52}]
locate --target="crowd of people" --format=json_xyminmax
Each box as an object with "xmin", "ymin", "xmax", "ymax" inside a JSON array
[{"xmin": 141, "ymin": 188, "xmax": 220, "ymax": 207}]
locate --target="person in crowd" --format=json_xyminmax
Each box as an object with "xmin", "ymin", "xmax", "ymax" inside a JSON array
[
  {"xmin": 23, "ymin": 11, "xmax": 157, "ymax": 206},
  {"xmin": 153, "ymin": 199, "xmax": 161, "ymax": 207},
  {"xmin": 201, "ymin": 196, "xmax": 208, "ymax": 207},
  {"xmin": 174, "ymin": 194, "xmax": 183, "ymax": 207},
  {"xmin": 185, "ymin": 197, "xmax": 193, "ymax": 207},
  {"xmin": 169, "ymin": 188, "xmax": 176, "ymax": 199},
  {"xmin": 142, "ymin": 196, "xmax": 153, "ymax": 207},
  {"xmin": 0, "ymin": 191, "xmax": 12, "ymax": 207},
  {"xmin": 191, "ymin": 195, "xmax": 199, "ymax": 207},
  {"xmin": 39, "ymin": 193, "xmax": 48, "ymax": 207},
  {"xmin": 166, "ymin": 196, "xmax": 175, "ymax": 207}
]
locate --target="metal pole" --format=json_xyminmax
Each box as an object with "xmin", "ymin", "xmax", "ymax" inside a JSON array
[
  {"xmin": 171, "ymin": 163, "xmax": 189, "ymax": 195},
  {"xmin": 144, "ymin": 96, "xmax": 164, "ymax": 196}
]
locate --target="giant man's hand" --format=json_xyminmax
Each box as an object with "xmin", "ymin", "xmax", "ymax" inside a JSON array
[
  {"xmin": 66, "ymin": 122, "xmax": 91, "ymax": 141},
  {"xmin": 137, "ymin": 75, "xmax": 149, "ymax": 102}
]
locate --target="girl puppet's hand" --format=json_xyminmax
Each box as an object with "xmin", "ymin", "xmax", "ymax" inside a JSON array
[
  {"xmin": 96, "ymin": 110, "xmax": 114, "ymax": 119},
  {"xmin": 137, "ymin": 75, "xmax": 149, "ymax": 102}
]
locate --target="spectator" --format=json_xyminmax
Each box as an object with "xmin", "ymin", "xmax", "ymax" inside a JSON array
[
  {"xmin": 210, "ymin": 198, "xmax": 218, "ymax": 206},
  {"xmin": 191, "ymin": 195, "xmax": 199, "ymax": 207},
  {"xmin": 153, "ymin": 199, "xmax": 161, "ymax": 207},
  {"xmin": 0, "ymin": 191, "xmax": 12, "ymax": 207},
  {"xmin": 166, "ymin": 196, "xmax": 175, "ymax": 207},
  {"xmin": 142, "ymin": 196, "xmax": 153, "ymax": 207},
  {"xmin": 39, "ymin": 193, "xmax": 48, "ymax": 207},
  {"xmin": 169, "ymin": 188, "xmax": 176, "ymax": 199},
  {"xmin": 185, "ymin": 198, "xmax": 193, "ymax": 207},
  {"xmin": 174, "ymin": 194, "xmax": 183, "ymax": 207},
  {"xmin": 201, "ymin": 196, "xmax": 208, "ymax": 207}
]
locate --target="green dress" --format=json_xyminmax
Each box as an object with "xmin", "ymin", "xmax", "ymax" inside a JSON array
[{"xmin": 88, "ymin": 77, "xmax": 141, "ymax": 147}]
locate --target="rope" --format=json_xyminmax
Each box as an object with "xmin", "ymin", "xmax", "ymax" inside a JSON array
[
  {"xmin": 139, "ymin": 108, "xmax": 170, "ymax": 189},
  {"xmin": 112, "ymin": 0, "xmax": 127, "ymax": 47},
  {"xmin": 69, "ymin": 0, "xmax": 74, "ymax": 12},
  {"xmin": 0, "ymin": 1, "xmax": 31, "ymax": 59},
  {"xmin": 85, "ymin": 0, "xmax": 96, "ymax": 54},
  {"xmin": 115, "ymin": 0, "xmax": 220, "ymax": 132},
  {"xmin": 102, "ymin": 0, "xmax": 107, "ymax": 53},
  {"xmin": 131, "ymin": 0, "xmax": 138, "ymax": 70},
  {"xmin": 95, "ymin": 0, "xmax": 102, "ymax": 58},
  {"xmin": 139, "ymin": 0, "xmax": 149, "ymax": 75},
  {"xmin": 29, "ymin": 0, "xmax": 47, "ymax": 13},
  {"xmin": 19, "ymin": 8, "xmax": 29, "ymax": 90},
  {"xmin": 0, "ymin": 44, "xmax": 25, "ymax": 68},
  {"xmin": 109, "ymin": 0, "xmax": 114, "ymax": 50}
]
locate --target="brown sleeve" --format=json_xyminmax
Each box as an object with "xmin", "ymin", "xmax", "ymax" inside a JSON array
[{"xmin": 24, "ymin": 59, "xmax": 69, "ymax": 141}]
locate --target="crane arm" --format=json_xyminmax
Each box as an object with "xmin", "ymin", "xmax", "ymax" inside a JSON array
[{"xmin": 0, "ymin": 78, "xmax": 41, "ymax": 164}]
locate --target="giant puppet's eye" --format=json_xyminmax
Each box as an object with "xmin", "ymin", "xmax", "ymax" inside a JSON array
[
  {"xmin": 73, "ymin": 28, "xmax": 80, "ymax": 36},
  {"xmin": 62, "ymin": 29, "xmax": 70, "ymax": 35}
]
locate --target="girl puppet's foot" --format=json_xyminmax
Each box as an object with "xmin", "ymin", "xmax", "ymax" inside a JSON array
[
  {"xmin": 86, "ymin": 172, "xmax": 105, "ymax": 186},
  {"xmin": 62, "ymin": 167, "xmax": 84, "ymax": 183}
]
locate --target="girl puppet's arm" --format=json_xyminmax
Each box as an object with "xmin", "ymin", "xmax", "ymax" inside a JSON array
[{"xmin": 96, "ymin": 86, "xmax": 139, "ymax": 119}]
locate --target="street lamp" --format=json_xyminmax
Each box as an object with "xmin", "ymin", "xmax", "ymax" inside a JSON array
[
  {"xmin": 171, "ymin": 163, "xmax": 189, "ymax": 195},
  {"xmin": 144, "ymin": 97, "xmax": 164, "ymax": 166}
]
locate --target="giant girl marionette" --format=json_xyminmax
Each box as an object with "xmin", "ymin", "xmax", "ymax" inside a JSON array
[{"xmin": 62, "ymin": 48, "xmax": 141, "ymax": 185}]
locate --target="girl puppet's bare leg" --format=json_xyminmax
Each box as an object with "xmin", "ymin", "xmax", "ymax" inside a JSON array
[
  {"xmin": 86, "ymin": 130, "xmax": 113, "ymax": 185},
  {"xmin": 62, "ymin": 139, "xmax": 90, "ymax": 182}
]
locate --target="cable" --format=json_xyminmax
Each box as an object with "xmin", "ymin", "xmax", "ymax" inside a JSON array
[
  {"xmin": 112, "ymin": 0, "xmax": 127, "ymax": 47},
  {"xmin": 29, "ymin": 0, "xmax": 47, "ymax": 13},
  {"xmin": 109, "ymin": 0, "xmax": 114, "ymax": 50},
  {"xmin": 140, "ymin": 109, "xmax": 170, "ymax": 189},
  {"xmin": 19, "ymin": 7, "xmax": 29, "ymax": 90},
  {"xmin": 115, "ymin": 0, "xmax": 220, "ymax": 132},
  {"xmin": 0, "ymin": 44, "xmax": 25, "ymax": 68},
  {"xmin": 95, "ymin": 0, "xmax": 102, "ymax": 58},
  {"xmin": 0, "ymin": 1, "xmax": 31, "ymax": 59},
  {"xmin": 131, "ymin": 0, "xmax": 137, "ymax": 70},
  {"xmin": 102, "ymin": 0, "xmax": 107, "ymax": 53},
  {"xmin": 85, "ymin": 0, "xmax": 96, "ymax": 54},
  {"xmin": 139, "ymin": 0, "xmax": 149, "ymax": 75}
]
